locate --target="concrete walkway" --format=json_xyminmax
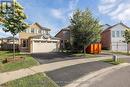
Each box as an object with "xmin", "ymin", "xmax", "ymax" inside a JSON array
[{"xmin": 0, "ymin": 57, "xmax": 111, "ymax": 85}]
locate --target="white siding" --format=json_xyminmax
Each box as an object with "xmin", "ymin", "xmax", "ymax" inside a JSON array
[{"xmin": 111, "ymin": 24, "xmax": 128, "ymax": 51}]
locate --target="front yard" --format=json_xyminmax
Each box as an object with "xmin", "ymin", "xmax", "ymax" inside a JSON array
[
  {"xmin": 0, "ymin": 51, "xmax": 59, "ymax": 87},
  {"xmin": 102, "ymin": 58, "xmax": 125, "ymax": 65},
  {"xmin": 72, "ymin": 53, "xmax": 98, "ymax": 58},
  {"xmin": 0, "ymin": 51, "xmax": 39, "ymax": 72},
  {"xmin": 1, "ymin": 73, "xmax": 59, "ymax": 87}
]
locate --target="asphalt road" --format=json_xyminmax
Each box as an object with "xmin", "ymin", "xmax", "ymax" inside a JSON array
[
  {"xmin": 46, "ymin": 61, "xmax": 113, "ymax": 87},
  {"xmin": 80, "ymin": 65, "xmax": 130, "ymax": 87}
]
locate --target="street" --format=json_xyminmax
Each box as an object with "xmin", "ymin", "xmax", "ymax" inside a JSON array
[{"xmin": 79, "ymin": 65, "xmax": 130, "ymax": 87}]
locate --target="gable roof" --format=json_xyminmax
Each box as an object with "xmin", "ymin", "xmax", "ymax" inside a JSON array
[
  {"xmin": 31, "ymin": 22, "xmax": 51, "ymax": 31},
  {"xmin": 55, "ymin": 26, "xmax": 70, "ymax": 37},
  {"xmin": 101, "ymin": 24, "xmax": 111, "ymax": 27},
  {"xmin": 103, "ymin": 23, "xmax": 130, "ymax": 32},
  {"xmin": 29, "ymin": 34, "xmax": 60, "ymax": 40}
]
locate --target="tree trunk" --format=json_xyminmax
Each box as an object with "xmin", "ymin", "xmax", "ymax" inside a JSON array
[
  {"xmin": 127, "ymin": 43, "xmax": 129, "ymax": 54},
  {"xmin": 13, "ymin": 34, "xmax": 15, "ymax": 59},
  {"xmin": 83, "ymin": 45, "xmax": 86, "ymax": 55}
]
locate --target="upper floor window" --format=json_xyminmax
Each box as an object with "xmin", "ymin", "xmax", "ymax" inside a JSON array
[
  {"xmin": 116, "ymin": 31, "xmax": 120, "ymax": 37},
  {"xmin": 121, "ymin": 31, "xmax": 124, "ymax": 37},
  {"xmin": 112, "ymin": 31, "xmax": 115, "ymax": 37},
  {"xmin": 31, "ymin": 28, "xmax": 34, "ymax": 33},
  {"xmin": 46, "ymin": 31, "xmax": 49, "ymax": 35},
  {"xmin": 38, "ymin": 30, "xmax": 41, "ymax": 34}
]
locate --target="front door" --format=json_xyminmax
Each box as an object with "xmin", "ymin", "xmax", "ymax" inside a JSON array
[{"xmin": 20, "ymin": 39, "xmax": 29, "ymax": 52}]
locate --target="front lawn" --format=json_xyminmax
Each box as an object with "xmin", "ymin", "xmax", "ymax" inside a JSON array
[
  {"xmin": 0, "ymin": 51, "xmax": 39, "ymax": 72},
  {"xmin": 111, "ymin": 51, "xmax": 130, "ymax": 55},
  {"xmin": 102, "ymin": 58, "xmax": 124, "ymax": 65},
  {"xmin": 102, "ymin": 50, "xmax": 130, "ymax": 55},
  {"xmin": 1, "ymin": 73, "xmax": 59, "ymax": 87},
  {"xmin": 72, "ymin": 53, "xmax": 98, "ymax": 58}
]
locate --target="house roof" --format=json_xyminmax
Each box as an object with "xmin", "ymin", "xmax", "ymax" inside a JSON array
[
  {"xmin": 101, "ymin": 24, "xmax": 111, "ymax": 27},
  {"xmin": 55, "ymin": 26, "xmax": 70, "ymax": 37},
  {"xmin": 0, "ymin": 36, "xmax": 19, "ymax": 40},
  {"xmin": 30, "ymin": 34, "xmax": 60, "ymax": 40},
  {"xmin": 31, "ymin": 22, "xmax": 51, "ymax": 31},
  {"xmin": 103, "ymin": 22, "xmax": 130, "ymax": 32}
]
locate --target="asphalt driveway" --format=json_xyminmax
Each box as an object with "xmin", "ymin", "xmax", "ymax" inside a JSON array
[
  {"xmin": 31, "ymin": 52, "xmax": 111, "ymax": 64},
  {"xmin": 31, "ymin": 52, "xmax": 82, "ymax": 64},
  {"xmin": 45, "ymin": 61, "xmax": 113, "ymax": 87}
]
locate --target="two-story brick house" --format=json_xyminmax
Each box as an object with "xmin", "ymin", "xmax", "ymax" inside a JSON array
[
  {"xmin": 55, "ymin": 26, "xmax": 71, "ymax": 49},
  {"xmin": 101, "ymin": 23, "xmax": 130, "ymax": 51},
  {"xmin": 19, "ymin": 22, "xmax": 60, "ymax": 53}
]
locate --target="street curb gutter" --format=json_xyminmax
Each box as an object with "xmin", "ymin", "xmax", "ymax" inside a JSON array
[{"xmin": 64, "ymin": 63, "xmax": 130, "ymax": 87}]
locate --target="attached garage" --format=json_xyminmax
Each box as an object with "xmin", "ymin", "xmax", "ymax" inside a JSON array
[
  {"xmin": 111, "ymin": 42, "xmax": 127, "ymax": 51},
  {"xmin": 29, "ymin": 35, "xmax": 60, "ymax": 53}
]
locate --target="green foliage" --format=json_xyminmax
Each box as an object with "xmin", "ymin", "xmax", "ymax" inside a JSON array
[
  {"xmin": 123, "ymin": 29, "xmax": 130, "ymax": 54},
  {"xmin": 0, "ymin": 1, "xmax": 28, "ymax": 35},
  {"xmin": 70, "ymin": 9, "xmax": 101, "ymax": 52},
  {"xmin": 124, "ymin": 29, "xmax": 130, "ymax": 44}
]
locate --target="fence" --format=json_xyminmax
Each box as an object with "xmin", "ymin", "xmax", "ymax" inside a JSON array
[{"xmin": 0, "ymin": 44, "xmax": 19, "ymax": 51}]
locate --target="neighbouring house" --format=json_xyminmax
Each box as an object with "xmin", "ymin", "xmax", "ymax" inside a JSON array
[
  {"xmin": 101, "ymin": 23, "xmax": 130, "ymax": 51},
  {"xmin": 19, "ymin": 22, "xmax": 60, "ymax": 53},
  {"xmin": 55, "ymin": 26, "xmax": 101, "ymax": 54},
  {"xmin": 0, "ymin": 36, "xmax": 19, "ymax": 50},
  {"xmin": 55, "ymin": 26, "xmax": 71, "ymax": 49}
]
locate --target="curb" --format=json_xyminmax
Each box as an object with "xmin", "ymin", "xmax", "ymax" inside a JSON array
[{"xmin": 64, "ymin": 63, "xmax": 130, "ymax": 87}]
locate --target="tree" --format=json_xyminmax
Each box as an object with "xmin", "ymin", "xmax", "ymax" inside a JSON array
[
  {"xmin": 124, "ymin": 29, "xmax": 130, "ymax": 54},
  {"xmin": 0, "ymin": 0, "xmax": 28, "ymax": 59},
  {"xmin": 70, "ymin": 9, "xmax": 101, "ymax": 54}
]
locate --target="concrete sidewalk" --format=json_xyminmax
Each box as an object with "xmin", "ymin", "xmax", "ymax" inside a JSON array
[{"xmin": 0, "ymin": 57, "xmax": 111, "ymax": 85}]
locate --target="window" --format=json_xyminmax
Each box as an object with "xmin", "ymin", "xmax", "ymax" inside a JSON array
[
  {"xmin": 23, "ymin": 29, "xmax": 26, "ymax": 33},
  {"xmin": 22, "ymin": 40, "xmax": 28, "ymax": 47},
  {"xmin": 31, "ymin": 28, "xmax": 34, "ymax": 33},
  {"xmin": 121, "ymin": 31, "xmax": 124, "ymax": 37},
  {"xmin": 38, "ymin": 30, "xmax": 41, "ymax": 34},
  {"xmin": 116, "ymin": 31, "xmax": 120, "ymax": 37},
  {"xmin": 112, "ymin": 31, "xmax": 115, "ymax": 37},
  {"xmin": 46, "ymin": 31, "xmax": 49, "ymax": 35}
]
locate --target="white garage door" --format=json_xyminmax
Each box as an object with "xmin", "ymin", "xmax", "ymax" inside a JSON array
[
  {"xmin": 32, "ymin": 41, "xmax": 58, "ymax": 53},
  {"xmin": 111, "ymin": 42, "xmax": 127, "ymax": 51}
]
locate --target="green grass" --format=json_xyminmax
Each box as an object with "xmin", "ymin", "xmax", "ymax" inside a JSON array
[
  {"xmin": 72, "ymin": 53, "xmax": 98, "ymax": 58},
  {"xmin": 102, "ymin": 58, "xmax": 124, "ymax": 65},
  {"xmin": 111, "ymin": 51, "xmax": 130, "ymax": 55},
  {"xmin": 1, "ymin": 73, "xmax": 59, "ymax": 87},
  {"xmin": 102, "ymin": 50, "xmax": 130, "ymax": 55},
  {"xmin": 0, "ymin": 51, "xmax": 39, "ymax": 72}
]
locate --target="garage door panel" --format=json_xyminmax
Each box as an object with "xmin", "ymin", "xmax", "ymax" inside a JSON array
[
  {"xmin": 111, "ymin": 42, "xmax": 127, "ymax": 51},
  {"xmin": 32, "ymin": 41, "xmax": 58, "ymax": 53}
]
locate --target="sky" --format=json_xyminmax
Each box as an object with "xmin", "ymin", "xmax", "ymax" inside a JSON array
[{"xmin": 1, "ymin": 0, "xmax": 130, "ymax": 37}]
